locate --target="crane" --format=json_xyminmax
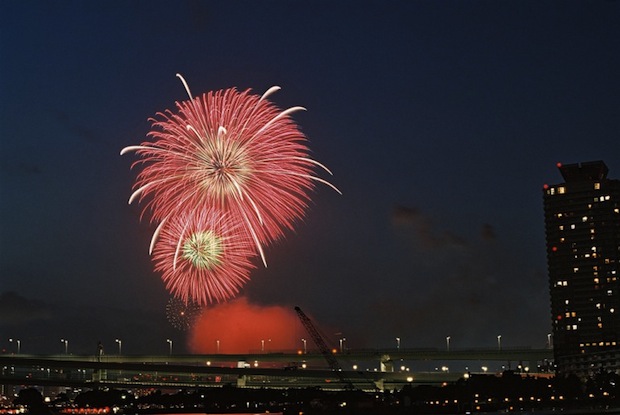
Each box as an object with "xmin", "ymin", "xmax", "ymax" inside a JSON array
[{"xmin": 294, "ymin": 306, "xmax": 354, "ymax": 389}]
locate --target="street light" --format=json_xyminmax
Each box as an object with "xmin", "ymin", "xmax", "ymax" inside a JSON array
[
  {"xmin": 339, "ymin": 338, "xmax": 346, "ymax": 353},
  {"xmin": 115, "ymin": 338, "xmax": 122, "ymax": 355},
  {"xmin": 547, "ymin": 333, "xmax": 552, "ymax": 349},
  {"xmin": 61, "ymin": 339, "xmax": 68, "ymax": 354},
  {"xmin": 216, "ymin": 339, "xmax": 220, "ymax": 353},
  {"xmin": 261, "ymin": 339, "xmax": 265, "ymax": 352},
  {"xmin": 166, "ymin": 339, "xmax": 173, "ymax": 356},
  {"xmin": 396, "ymin": 337, "xmax": 400, "ymax": 350},
  {"xmin": 301, "ymin": 338, "xmax": 307, "ymax": 354},
  {"xmin": 497, "ymin": 335, "xmax": 502, "ymax": 351},
  {"xmin": 9, "ymin": 338, "xmax": 20, "ymax": 354},
  {"xmin": 446, "ymin": 336, "xmax": 451, "ymax": 351}
]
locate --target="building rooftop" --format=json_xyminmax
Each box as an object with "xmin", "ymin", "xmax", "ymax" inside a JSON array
[{"xmin": 558, "ymin": 160, "xmax": 609, "ymax": 182}]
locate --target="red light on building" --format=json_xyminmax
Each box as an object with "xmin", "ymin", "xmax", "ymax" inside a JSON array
[
  {"xmin": 552, "ymin": 246, "xmax": 558, "ymax": 252},
  {"xmin": 556, "ymin": 162, "xmax": 563, "ymax": 168},
  {"xmin": 543, "ymin": 184, "xmax": 549, "ymax": 189}
]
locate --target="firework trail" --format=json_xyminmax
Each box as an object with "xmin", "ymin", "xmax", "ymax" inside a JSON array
[
  {"xmin": 122, "ymin": 74, "xmax": 339, "ymax": 304},
  {"xmin": 165, "ymin": 297, "xmax": 202, "ymax": 331},
  {"xmin": 122, "ymin": 74, "xmax": 340, "ymax": 266},
  {"xmin": 151, "ymin": 208, "xmax": 256, "ymax": 305}
]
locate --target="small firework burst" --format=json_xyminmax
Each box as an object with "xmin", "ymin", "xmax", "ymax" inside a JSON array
[
  {"xmin": 152, "ymin": 208, "xmax": 256, "ymax": 305},
  {"xmin": 122, "ymin": 74, "xmax": 340, "ymax": 266},
  {"xmin": 165, "ymin": 297, "xmax": 202, "ymax": 331}
]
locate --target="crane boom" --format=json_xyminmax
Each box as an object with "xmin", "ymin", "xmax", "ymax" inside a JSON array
[{"xmin": 294, "ymin": 306, "xmax": 353, "ymax": 388}]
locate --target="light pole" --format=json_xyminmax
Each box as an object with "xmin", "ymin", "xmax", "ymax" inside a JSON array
[
  {"xmin": 446, "ymin": 336, "xmax": 451, "ymax": 351},
  {"xmin": 497, "ymin": 335, "xmax": 502, "ymax": 351},
  {"xmin": 9, "ymin": 338, "xmax": 20, "ymax": 354},
  {"xmin": 61, "ymin": 338, "xmax": 68, "ymax": 354},
  {"xmin": 166, "ymin": 339, "xmax": 173, "ymax": 356},
  {"xmin": 396, "ymin": 337, "xmax": 401, "ymax": 350},
  {"xmin": 301, "ymin": 338, "xmax": 307, "ymax": 354},
  {"xmin": 261, "ymin": 339, "xmax": 265, "ymax": 352},
  {"xmin": 115, "ymin": 338, "xmax": 122, "ymax": 355},
  {"xmin": 547, "ymin": 333, "xmax": 552, "ymax": 349},
  {"xmin": 216, "ymin": 339, "xmax": 220, "ymax": 353},
  {"xmin": 339, "ymin": 338, "xmax": 346, "ymax": 353}
]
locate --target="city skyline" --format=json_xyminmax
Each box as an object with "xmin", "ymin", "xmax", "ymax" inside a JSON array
[{"xmin": 1, "ymin": 1, "xmax": 620, "ymax": 355}]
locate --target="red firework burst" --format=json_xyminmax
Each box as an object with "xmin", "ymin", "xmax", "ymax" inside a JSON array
[
  {"xmin": 151, "ymin": 208, "xmax": 256, "ymax": 305},
  {"xmin": 122, "ymin": 75, "xmax": 340, "ymax": 265}
]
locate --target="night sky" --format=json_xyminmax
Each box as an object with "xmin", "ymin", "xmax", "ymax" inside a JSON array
[{"xmin": 1, "ymin": 1, "xmax": 619, "ymax": 356}]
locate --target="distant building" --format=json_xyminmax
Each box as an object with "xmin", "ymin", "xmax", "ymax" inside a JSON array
[{"xmin": 543, "ymin": 160, "xmax": 620, "ymax": 378}]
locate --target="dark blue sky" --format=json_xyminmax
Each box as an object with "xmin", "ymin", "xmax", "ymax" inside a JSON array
[{"xmin": 1, "ymin": 1, "xmax": 619, "ymax": 355}]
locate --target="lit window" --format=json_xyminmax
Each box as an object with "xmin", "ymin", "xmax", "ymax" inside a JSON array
[
  {"xmin": 598, "ymin": 323, "xmax": 603, "ymax": 329},
  {"xmin": 592, "ymin": 246, "xmax": 597, "ymax": 251},
  {"xmin": 608, "ymin": 290, "xmax": 613, "ymax": 296},
  {"xmin": 573, "ymin": 267, "xmax": 579, "ymax": 273},
  {"xmin": 573, "ymin": 325, "xmax": 578, "ymax": 330},
  {"xmin": 614, "ymin": 208, "xmax": 619, "ymax": 214},
  {"xmin": 565, "ymin": 300, "xmax": 570, "ymax": 304},
  {"xmin": 594, "ymin": 183, "xmax": 601, "ymax": 190},
  {"xmin": 610, "ymin": 308, "xmax": 615, "ymax": 313},
  {"xmin": 557, "ymin": 213, "xmax": 563, "ymax": 218},
  {"xmin": 605, "ymin": 195, "xmax": 610, "ymax": 200},
  {"xmin": 582, "ymin": 216, "xmax": 588, "ymax": 222},
  {"xmin": 594, "ymin": 278, "xmax": 599, "ymax": 284},
  {"xmin": 558, "ymin": 187, "xmax": 566, "ymax": 194},
  {"xmin": 570, "ymin": 224, "xmax": 576, "ymax": 229},
  {"xmin": 559, "ymin": 225, "xmax": 564, "ymax": 231},
  {"xmin": 596, "ymin": 303, "xmax": 601, "ymax": 309}
]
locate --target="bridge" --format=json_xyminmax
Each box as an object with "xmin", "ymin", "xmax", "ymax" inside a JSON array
[{"xmin": 0, "ymin": 347, "xmax": 553, "ymax": 392}]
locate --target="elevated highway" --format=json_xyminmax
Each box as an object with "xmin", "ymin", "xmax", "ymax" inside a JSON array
[{"xmin": 0, "ymin": 348, "xmax": 553, "ymax": 392}]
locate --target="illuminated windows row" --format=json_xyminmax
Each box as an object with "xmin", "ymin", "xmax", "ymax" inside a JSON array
[
  {"xmin": 580, "ymin": 341, "xmax": 618, "ymax": 347},
  {"xmin": 595, "ymin": 195, "xmax": 612, "ymax": 202}
]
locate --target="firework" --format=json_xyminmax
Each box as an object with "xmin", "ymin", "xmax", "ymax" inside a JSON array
[
  {"xmin": 152, "ymin": 208, "xmax": 256, "ymax": 305},
  {"xmin": 165, "ymin": 297, "xmax": 202, "ymax": 331},
  {"xmin": 122, "ymin": 74, "xmax": 340, "ymax": 266}
]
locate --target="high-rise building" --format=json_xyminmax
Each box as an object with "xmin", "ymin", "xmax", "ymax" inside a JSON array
[{"xmin": 543, "ymin": 160, "xmax": 620, "ymax": 378}]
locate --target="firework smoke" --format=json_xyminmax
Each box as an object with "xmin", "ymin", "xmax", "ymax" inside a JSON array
[{"xmin": 188, "ymin": 297, "xmax": 302, "ymax": 354}]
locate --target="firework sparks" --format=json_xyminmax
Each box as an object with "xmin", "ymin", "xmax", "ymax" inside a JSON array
[
  {"xmin": 122, "ymin": 74, "xmax": 340, "ymax": 266},
  {"xmin": 165, "ymin": 297, "xmax": 202, "ymax": 331},
  {"xmin": 151, "ymin": 208, "xmax": 256, "ymax": 305}
]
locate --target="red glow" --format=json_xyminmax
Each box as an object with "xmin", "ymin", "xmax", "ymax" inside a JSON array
[
  {"xmin": 556, "ymin": 162, "xmax": 563, "ymax": 168},
  {"xmin": 188, "ymin": 297, "xmax": 301, "ymax": 354},
  {"xmin": 552, "ymin": 246, "xmax": 558, "ymax": 252},
  {"xmin": 543, "ymin": 184, "xmax": 549, "ymax": 190}
]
